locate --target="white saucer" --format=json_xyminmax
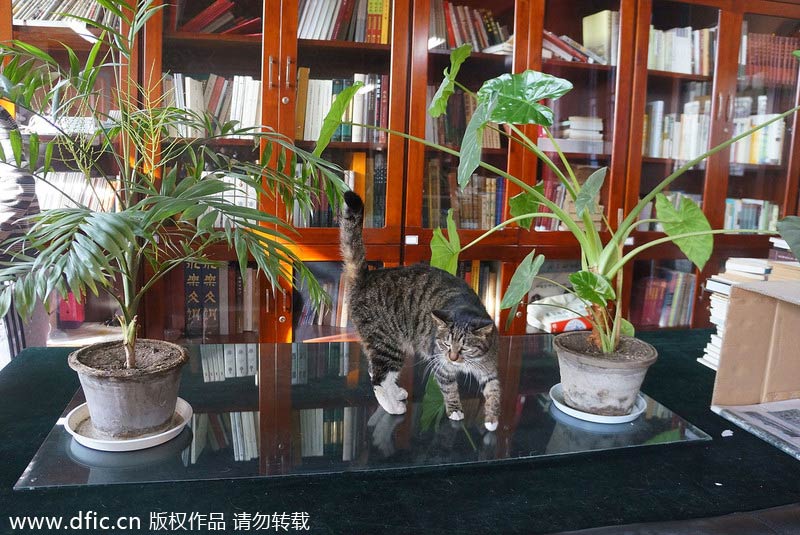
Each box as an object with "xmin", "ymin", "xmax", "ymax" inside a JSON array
[
  {"xmin": 549, "ymin": 384, "xmax": 646, "ymax": 424},
  {"xmin": 63, "ymin": 398, "xmax": 193, "ymax": 452}
]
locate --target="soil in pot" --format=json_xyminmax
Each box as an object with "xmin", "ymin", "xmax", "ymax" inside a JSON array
[{"xmin": 554, "ymin": 331, "xmax": 657, "ymax": 417}]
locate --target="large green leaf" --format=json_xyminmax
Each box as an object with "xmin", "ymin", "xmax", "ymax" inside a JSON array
[
  {"xmin": 430, "ymin": 209, "xmax": 460, "ymax": 275},
  {"xmin": 574, "ymin": 167, "xmax": 606, "ymax": 217},
  {"xmin": 476, "ymin": 71, "xmax": 573, "ymax": 126},
  {"xmin": 655, "ymin": 193, "xmax": 713, "ymax": 270},
  {"xmin": 570, "ymin": 270, "xmax": 615, "ymax": 306},
  {"xmin": 456, "ymin": 99, "xmax": 493, "ymax": 187},
  {"xmin": 314, "ymin": 80, "xmax": 364, "ymax": 157},
  {"xmin": 428, "ymin": 44, "xmax": 473, "ymax": 118},
  {"xmin": 500, "ymin": 251, "xmax": 545, "ymax": 309},
  {"xmin": 777, "ymin": 216, "xmax": 800, "ymax": 261},
  {"xmin": 508, "ymin": 185, "xmax": 544, "ymax": 230}
]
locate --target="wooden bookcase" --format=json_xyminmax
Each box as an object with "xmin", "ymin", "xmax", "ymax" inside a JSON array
[{"xmin": 2, "ymin": 0, "xmax": 799, "ymax": 343}]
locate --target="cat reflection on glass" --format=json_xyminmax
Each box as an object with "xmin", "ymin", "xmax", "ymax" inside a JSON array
[{"xmin": 340, "ymin": 192, "xmax": 500, "ymax": 431}]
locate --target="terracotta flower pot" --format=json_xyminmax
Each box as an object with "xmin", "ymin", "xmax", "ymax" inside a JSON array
[
  {"xmin": 68, "ymin": 339, "xmax": 188, "ymax": 439},
  {"xmin": 553, "ymin": 331, "xmax": 658, "ymax": 416}
]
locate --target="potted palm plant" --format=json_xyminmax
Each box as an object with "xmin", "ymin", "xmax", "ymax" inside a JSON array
[
  {"xmin": 327, "ymin": 45, "xmax": 800, "ymax": 417},
  {"xmin": 0, "ymin": 0, "xmax": 340, "ymax": 439}
]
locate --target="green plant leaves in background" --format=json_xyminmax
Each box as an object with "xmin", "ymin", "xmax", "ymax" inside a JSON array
[
  {"xmin": 314, "ymin": 80, "xmax": 364, "ymax": 157},
  {"xmin": 508, "ymin": 185, "xmax": 544, "ymax": 230},
  {"xmin": 655, "ymin": 193, "xmax": 713, "ymax": 270},
  {"xmin": 777, "ymin": 216, "xmax": 800, "ymax": 261},
  {"xmin": 457, "ymin": 100, "xmax": 493, "ymax": 187},
  {"xmin": 500, "ymin": 251, "xmax": 544, "ymax": 309},
  {"xmin": 569, "ymin": 270, "xmax": 615, "ymax": 306},
  {"xmin": 428, "ymin": 44, "xmax": 472, "ymax": 118},
  {"xmin": 476, "ymin": 70, "xmax": 573, "ymax": 126},
  {"xmin": 420, "ymin": 374, "xmax": 446, "ymax": 432},
  {"xmin": 430, "ymin": 209, "xmax": 461, "ymax": 275},
  {"xmin": 575, "ymin": 167, "xmax": 606, "ymax": 217}
]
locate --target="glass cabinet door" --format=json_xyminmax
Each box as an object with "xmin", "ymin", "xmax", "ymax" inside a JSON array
[
  {"xmin": 630, "ymin": 0, "xmax": 720, "ymax": 223},
  {"xmin": 537, "ymin": 0, "xmax": 630, "ymax": 233},
  {"xmin": 726, "ymin": 12, "xmax": 800, "ymax": 230}
]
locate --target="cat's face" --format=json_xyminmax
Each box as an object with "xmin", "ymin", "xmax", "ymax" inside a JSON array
[{"xmin": 431, "ymin": 311, "xmax": 495, "ymax": 366}]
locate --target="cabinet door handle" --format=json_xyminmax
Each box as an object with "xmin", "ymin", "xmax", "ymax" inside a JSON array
[
  {"xmin": 727, "ymin": 94, "xmax": 734, "ymax": 122},
  {"xmin": 717, "ymin": 93, "xmax": 724, "ymax": 120},
  {"xmin": 285, "ymin": 56, "xmax": 294, "ymax": 89},
  {"xmin": 268, "ymin": 56, "xmax": 276, "ymax": 89}
]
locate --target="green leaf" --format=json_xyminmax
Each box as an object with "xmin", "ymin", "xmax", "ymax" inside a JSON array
[
  {"xmin": 314, "ymin": 80, "xmax": 364, "ymax": 157},
  {"xmin": 794, "ymin": 50, "xmax": 800, "ymax": 60},
  {"xmin": 27, "ymin": 133, "xmax": 39, "ymax": 173},
  {"xmin": 43, "ymin": 140, "xmax": 53, "ymax": 174},
  {"xmin": 777, "ymin": 216, "xmax": 800, "ymax": 262},
  {"xmin": 476, "ymin": 70, "xmax": 573, "ymax": 126},
  {"xmin": 500, "ymin": 251, "xmax": 545, "ymax": 309},
  {"xmin": 456, "ymin": 100, "xmax": 493, "ymax": 187},
  {"xmin": 509, "ymin": 185, "xmax": 544, "ymax": 230},
  {"xmin": 181, "ymin": 204, "xmax": 208, "ymax": 221},
  {"xmin": 574, "ymin": 167, "xmax": 606, "ymax": 217},
  {"xmin": 619, "ymin": 317, "xmax": 635, "ymax": 337},
  {"xmin": 9, "ymin": 128, "xmax": 22, "ymax": 167},
  {"xmin": 655, "ymin": 193, "xmax": 713, "ymax": 270},
  {"xmin": 569, "ymin": 270, "xmax": 615, "ymax": 306},
  {"xmin": 420, "ymin": 374, "xmax": 445, "ymax": 432},
  {"xmin": 428, "ymin": 44, "xmax": 472, "ymax": 118},
  {"xmin": 430, "ymin": 209, "xmax": 460, "ymax": 275}
]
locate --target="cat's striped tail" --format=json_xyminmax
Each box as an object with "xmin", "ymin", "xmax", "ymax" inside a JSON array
[{"xmin": 340, "ymin": 191, "xmax": 367, "ymax": 287}]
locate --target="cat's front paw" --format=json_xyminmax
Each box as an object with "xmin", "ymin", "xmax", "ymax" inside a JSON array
[
  {"xmin": 484, "ymin": 419, "xmax": 498, "ymax": 432},
  {"xmin": 448, "ymin": 410, "xmax": 464, "ymax": 421}
]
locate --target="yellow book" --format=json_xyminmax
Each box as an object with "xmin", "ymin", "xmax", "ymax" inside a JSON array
[
  {"xmin": 295, "ymin": 67, "xmax": 311, "ymax": 141},
  {"xmin": 380, "ymin": 0, "xmax": 391, "ymax": 44}
]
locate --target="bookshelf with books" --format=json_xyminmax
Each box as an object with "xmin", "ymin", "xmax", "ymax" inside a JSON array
[
  {"xmin": 627, "ymin": 0, "xmax": 800, "ymax": 329},
  {"xmin": 137, "ymin": 0, "xmax": 410, "ymax": 342}
]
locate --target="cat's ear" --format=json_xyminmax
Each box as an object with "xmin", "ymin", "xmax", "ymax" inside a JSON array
[
  {"xmin": 470, "ymin": 317, "xmax": 495, "ymax": 337},
  {"xmin": 431, "ymin": 310, "xmax": 451, "ymax": 329}
]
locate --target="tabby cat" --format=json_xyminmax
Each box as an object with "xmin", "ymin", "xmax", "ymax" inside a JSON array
[{"xmin": 340, "ymin": 191, "xmax": 501, "ymax": 431}]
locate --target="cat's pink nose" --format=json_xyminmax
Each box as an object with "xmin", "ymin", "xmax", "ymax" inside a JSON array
[{"xmin": 448, "ymin": 352, "xmax": 460, "ymax": 362}]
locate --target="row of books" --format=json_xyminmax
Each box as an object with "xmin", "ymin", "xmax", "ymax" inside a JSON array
[
  {"xmin": 11, "ymin": 0, "xmax": 118, "ymax": 25},
  {"xmin": 184, "ymin": 263, "xmax": 261, "ymax": 338},
  {"xmin": 742, "ymin": 32, "xmax": 800, "ymax": 86},
  {"xmin": 643, "ymin": 98, "xmax": 711, "ymax": 161},
  {"xmin": 163, "ymin": 73, "xmax": 262, "ymax": 138},
  {"xmin": 36, "ymin": 172, "xmax": 116, "ymax": 212},
  {"xmin": 198, "ymin": 343, "xmax": 259, "ymax": 383},
  {"xmin": 700, "ymin": 252, "xmax": 800, "ymax": 370},
  {"xmin": 723, "ymin": 197, "xmax": 780, "ymax": 232},
  {"xmin": 201, "ymin": 172, "xmax": 258, "ymax": 229},
  {"xmin": 185, "ymin": 411, "xmax": 259, "ymax": 464},
  {"xmin": 296, "ymin": 406, "xmax": 365, "ymax": 460},
  {"xmin": 422, "ymin": 156, "xmax": 505, "ymax": 230},
  {"xmin": 297, "ymin": 71, "xmax": 389, "ymax": 144},
  {"xmin": 534, "ymin": 166, "xmax": 603, "ymax": 232},
  {"xmin": 291, "ymin": 152, "xmax": 386, "ymax": 229},
  {"xmin": 294, "ymin": 267, "xmax": 351, "ymax": 329},
  {"xmin": 298, "ymin": 0, "xmax": 391, "ymax": 43},
  {"xmin": 427, "ymin": 0, "xmax": 510, "ymax": 52},
  {"xmin": 630, "ymin": 265, "xmax": 697, "ymax": 328},
  {"xmin": 424, "ymin": 87, "xmax": 502, "ymax": 149},
  {"xmin": 455, "ymin": 260, "xmax": 501, "ymax": 322},
  {"xmin": 552, "ymin": 116, "xmax": 604, "ymax": 141},
  {"xmin": 647, "ymin": 25, "xmax": 717, "ymax": 76}
]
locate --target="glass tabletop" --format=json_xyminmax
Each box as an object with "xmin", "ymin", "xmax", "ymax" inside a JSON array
[{"xmin": 15, "ymin": 336, "xmax": 711, "ymax": 489}]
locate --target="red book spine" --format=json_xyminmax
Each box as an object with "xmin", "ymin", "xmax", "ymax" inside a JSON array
[
  {"xmin": 379, "ymin": 73, "xmax": 389, "ymax": 143},
  {"xmin": 180, "ymin": 0, "xmax": 234, "ymax": 33},
  {"xmin": 543, "ymin": 29, "xmax": 587, "ymax": 62}
]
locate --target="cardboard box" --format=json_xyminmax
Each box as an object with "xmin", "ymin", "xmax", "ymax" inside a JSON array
[{"xmin": 712, "ymin": 281, "xmax": 800, "ymax": 406}]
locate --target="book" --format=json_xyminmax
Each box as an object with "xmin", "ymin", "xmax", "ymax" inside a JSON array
[{"xmin": 179, "ymin": 0, "xmax": 234, "ymax": 33}]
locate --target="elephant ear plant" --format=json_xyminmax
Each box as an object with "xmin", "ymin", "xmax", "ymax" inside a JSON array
[
  {"xmin": 423, "ymin": 46, "xmax": 800, "ymax": 353},
  {"xmin": 0, "ymin": 0, "xmax": 341, "ymax": 438}
]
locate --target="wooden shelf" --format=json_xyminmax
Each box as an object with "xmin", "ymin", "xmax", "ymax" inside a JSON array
[
  {"xmin": 646, "ymin": 68, "xmax": 712, "ymax": 82},
  {"xmin": 12, "ymin": 23, "xmax": 105, "ymax": 52},
  {"xmin": 543, "ymin": 58, "xmax": 614, "ymax": 73}
]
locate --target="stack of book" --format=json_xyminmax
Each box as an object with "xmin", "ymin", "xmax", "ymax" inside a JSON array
[
  {"xmin": 297, "ymin": 0, "xmax": 392, "ymax": 43},
  {"xmin": 542, "ymin": 30, "xmax": 607, "ymax": 64},
  {"xmin": 427, "ymin": 0, "xmax": 509, "ymax": 52},
  {"xmin": 170, "ymin": 0, "xmax": 261, "ymax": 35},
  {"xmin": 700, "ymin": 257, "xmax": 773, "ymax": 370},
  {"xmin": 769, "ymin": 237, "xmax": 798, "ymax": 262},
  {"xmin": 539, "ymin": 116, "xmax": 606, "ymax": 154}
]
